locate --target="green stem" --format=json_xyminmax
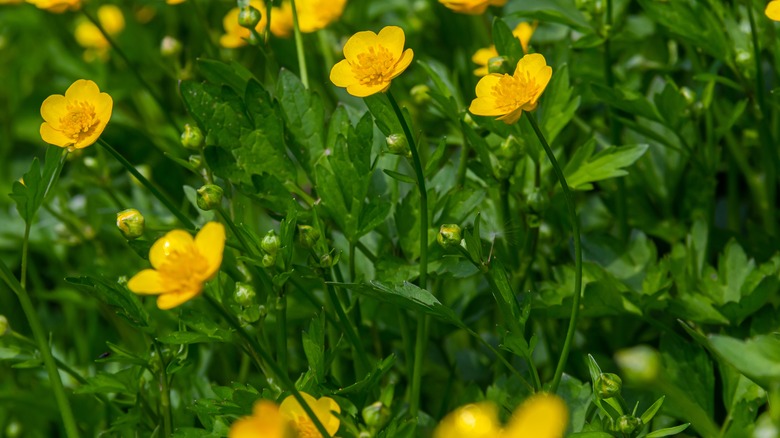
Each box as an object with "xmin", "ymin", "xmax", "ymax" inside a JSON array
[
  {"xmin": 326, "ymin": 273, "xmax": 371, "ymax": 377},
  {"xmin": 745, "ymin": 0, "xmax": 777, "ymax": 235},
  {"xmin": 317, "ymin": 30, "xmax": 336, "ymax": 72},
  {"xmin": 0, "ymin": 259, "xmax": 80, "ymax": 438},
  {"xmin": 81, "ymin": 9, "xmax": 179, "ymax": 131},
  {"xmin": 290, "ymin": 0, "xmax": 309, "ymax": 88},
  {"xmin": 526, "ymin": 113, "xmax": 582, "ymax": 394},
  {"xmin": 98, "ymin": 139, "xmax": 195, "ymax": 230},
  {"xmin": 203, "ymin": 294, "xmax": 332, "ymax": 437},
  {"xmin": 276, "ymin": 291, "xmax": 288, "ymax": 374},
  {"xmin": 386, "ymin": 91, "xmax": 429, "ymax": 420},
  {"xmin": 152, "ymin": 341, "xmax": 173, "ymax": 437}
]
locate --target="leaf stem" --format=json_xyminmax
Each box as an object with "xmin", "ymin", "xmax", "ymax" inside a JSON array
[
  {"xmin": 152, "ymin": 341, "xmax": 173, "ymax": 437},
  {"xmin": 0, "ymin": 259, "xmax": 80, "ymax": 438},
  {"xmin": 386, "ymin": 91, "xmax": 429, "ymax": 420},
  {"xmin": 290, "ymin": 0, "xmax": 309, "ymax": 89},
  {"xmin": 526, "ymin": 113, "xmax": 582, "ymax": 394},
  {"xmin": 276, "ymin": 291, "xmax": 288, "ymax": 374},
  {"xmin": 98, "ymin": 139, "xmax": 195, "ymax": 230},
  {"xmin": 203, "ymin": 293, "xmax": 332, "ymax": 437}
]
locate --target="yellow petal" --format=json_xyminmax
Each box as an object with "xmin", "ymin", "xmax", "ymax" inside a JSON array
[
  {"xmin": 529, "ymin": 65, "xmax": 553, "ymax": 105},
  {"xmin": 433, "ymin": 403, "xmax": 502, "ymax": 438},
  {"xmin": 767, "ymin": 0, "xmax": 780, "ymax": 21},
  {"xmin": 220, "ymin": 33, "xmax": 247, "ymax": 48},
  {"xmin": 388, "ymin": 48, "xmax": 414, "ymax": 80},
  {"xmin": 40, "ymin": 94, "xmax": 68, "ymax": 125},
  {"xmin": 315, "ymin": 396, "xmax": 341, "ymax": 435},
  {"xmin": 513, "ymin": 22, "xmax": 535, "ymax": 53},
  {"xmin": 195, "ymin": 222, "xmax": 226, "ymax": 281},
  {"xmin": 469, "ymin": 96, "xmax": 504, "ymax": 116},
  {"xmin": 474, "ymin": 73, "xmax": 502, "ymax": 97},
  {"xmin": 127, "ymin": 269, "xmax": 170, "ymax": 295},
  {"xmin": 346, "ymin": 82, "xmax": 389, "ymax": 97},
  {"xmin": 502, "ymin": 393, "xmax": 568, "ymax": 438},
  {"xmin": 472, "ymin": 46, "xmax": 498, "ymax": 67},
  {"xmin": 280, "ymin": 392, "xmax": 317, "ymax": 420},
  {"xmin": 156, "ymin": 289, "xmax": 201, "ymax": 310},
  {"xmin": 343, "ymin": 30, "xmax": 379, "ymax": 62},
  {"xmin": 65, "ymin": 79, "xmax": 100, "ymax": 100},
  {"xmin": 497, "ymin": 106, "xmax": 524, "ymax": 124},
  {"xmin": 40, "ymin": 123, "xmax": 71, "ymax": 148},
  {"xmin": 329, "ymin": 59, "xmax": 356, "ymax": 87},
  {"xmin": 514, "ymin": 53, "xmax": 547, "ymax": 77},
  {"xmin": 149, "ymin": 229, "xmax": 195, "ymax": 269},
  {"xmin": 377, "ymin": 25, "xmax": 406, "ymax": 60}
]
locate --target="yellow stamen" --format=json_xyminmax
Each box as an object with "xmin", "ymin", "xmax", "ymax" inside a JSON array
[{"xmin": 352, "ymin": 45, "xmax": 396, "ymax": 86}]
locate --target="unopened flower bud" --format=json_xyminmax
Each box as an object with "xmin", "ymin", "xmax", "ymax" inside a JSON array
[
  {"xmin": 680, "ymin": 86, "xmax": 695, "ymax": 107},
  {"xmin": 487, "ymin": 56, "xmax": 511, "ymax": 75},
  {"xmin": 116, "ymin": 208, "xmax": 145, "ymax": 240},
  {"xmin": 238, "ymin": 5, "xmax": 262, "ymax": 29},
  {"xmin": 362, "ymin": 401, "xmax": 390, "ymax": 430},
  {"xmin": 261, "ymin": 230, "xmax": 280, "ymax": 255},
  {"xmin": 180, "ymin": 123, "xmax": 204, "ymax": 150},
  {"xmin": 526, "ymin": 189, "xmax": 550, "ymax": 214},
  {"xmin": 411, "ymin": 84, "xmax": 431, "ymax": 105},
  {"xmin": 616, "ymin": 415, "xmax": 642, "ymax": 434},
  {"xmin": 0, "ymin": 315, "xmax": 9, "ymax": 337},
  {"xmin": 496, "ymin": 135, "xmax": 525, "ymax": 162},
  {"xmin": 386, "ymin": 133, "xmax": 411, "ymax": 158},
  {"xmin": 160, "ymin": 36, "xmax": 182, "ymax": 57},
  {"xmin": 595, "ymin": 373, "xmax": 622, "ymax": 399},
  {"xmin": 437, "ymin": 224, "xmax": 462, "ymax": 248},
  {"xmin": 615, "ymin": 345, "xmax": 661, "ymax": 384},
  {"xmin": 261, "ymin": 253, "xmax": 276, "ymax": 268},
  {"xmin": 234, "ymin": 282, "xmax": 256, "ymax": 306},
  {"xmin": 297, "ymin": 225, "xmax": 320, "ymax": 248},
  {"xmin": 83, "ymin": 156, "xmax": 99, "ymax": 170},
  {"xmin": 188, "ymin": 154, "xmax": 203, "ymax": 169},
  {"xmin": 196, "ymin": 184, "xmax": 223, "ymax": 211}
]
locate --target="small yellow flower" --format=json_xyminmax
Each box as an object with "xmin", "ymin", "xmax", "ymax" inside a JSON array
[
  {"xmin": 329, "ymin": 26, "xmax": 414, "ymax": 97},
  {"xmin": 74, "ymin": 4, "xmax": 125, "ymax": 60},
  {"xmin": 472, "ymin": 22, "xmax": 537, "ymax": 77},
  {"xmin": 219, "ymin": 0, "xmax": 267, "ymax": 48},
  {"xmin": 469, "ymin": 53, "xmax": 552, "ymax": 124},
  {"xmin": 439, "ymin": 0, "xmax": 506, "ymax": 15},
  {"xmin": 434, "ymin": 393, "xmax": 568, "ymax": 438},
  {"xmin": 25, "ymin": 0, "xmax": 80, "ymax": 13},
  {"xmin": 0, "ymin": 0, "xmax": 24, "ymax": 5},
  {"xmin": 166, "ymin": 0, "xmax": 186, "ymax": 4},
  {"xmin": 127, "ymin": 222, "xmax": 225, "ymax": 310},
  {"xmin": 271, "ymin": 0, "xmax": 347, "ymax": 37},
  {"xmin": 279, "ymin": 392, "xmax": 341, "ymax": 437},
  {"xmin": 229, "ymin": 400, "xmax": 288, "ymax": 438},
  {"xmin": 767, "ymin": 0, "xmax": 780, "ymax": 20},
  {"xmin": 40, "ymin": 79, "xmax": 113, "ymax": 150}
]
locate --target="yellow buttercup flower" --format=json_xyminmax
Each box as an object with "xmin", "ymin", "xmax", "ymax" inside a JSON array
[
  {"xmin": 270, "ymin": 0, "xmax": 347, "ymax": 37},
  {"xmin": 25, "ymin": 0, "xmax": 80, "ymax": 13},
  {"xmin": 767, "ymin": 0, "xmax": 780, "ymax": 20},
  {"xmin": 279, "ymin": 392, "xmax": 341, "ymax": 437},
  {"xmin": 74, "ymin": 4, "xmax": 125, "ymax": 60},
  {"xmin": 472, "ymin": 22, "xmax": 537, "ymax": 77},
  {"xmin": 40, "ymin": 79, "xmax": 113, "ymax": 150},
  {"xmin": 219, "ymin": 0, "xmax": 267, "ymax": 48},
  {"xmin": 127, "ymin": 222, "xmax": 225, "ymax": 310},
  {"xmin": 439, "ymin": 0, "xmax": 506, "ymax": 15},
  {"xmin": 434, "ymin": 393, "xmax": 568, "ymax": 438},
  {"xmin": 329, "ymin": 26, "xmax": 414, "ymax": 97},
  {"xmin": 469, "ymin": 53, "xmax": 552, "ymax": 124},
  {"xmin": 229, "ymin": 400, "xmax": 289, "ymax": 438},
  {"xmin": 0, "ymin": 0, "xmax": 24, "ymax": 5}
]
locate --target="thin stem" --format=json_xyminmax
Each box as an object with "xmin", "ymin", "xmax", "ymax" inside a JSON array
[
  {"xmin": 98, "ymin": 139, "xmax": 195, "ymax": 230},
  {"xmin": 317, "ymin": 30, "xmax": 335, "ymax": 72},
  {"xmin": 203, "ymin": 294, "xmax": 332, "ymax": 437},
  {"xmin": 386, "ymin": 91, "xmax": 429, "ymax": 421},
  {"xmin": 526, "ymin": 113, "xmax": 582, "ymax": 394},
  {"xmin": 152, "ymin": 341, "xmax": 173, "ymax": 437},
  {"xmin": 290, "ymin": 0, "xmax": 309, "ymax": 88},
  {"xmin": 21, "ymin": 224, "xmax": 30, "ymax": 290},
  {"xmin": 326, "ymin": 274, "xmax": 371, "ymax": 377},
  {"xmin": 0, "ymin": 259, "xmax": 80, "ymax": 438},
  {"xmin": 276, "ymin": 291, "xmax": 288, "ymax": 374}
]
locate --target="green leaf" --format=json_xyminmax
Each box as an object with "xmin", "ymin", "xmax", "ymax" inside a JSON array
[
  {"xmin": 10, "ymin": 146, "xmax": 63, "ymax": 224},
  {"xmin": 645, "ymin": 423, "xmax": 690, "ymax": 437},
  {"xmin": 365, "ymin": 94, "xmax": 403, "ymax": 137},
  {"xmin": 66, "ymin": 276, "xmax": 150, "ymax": 330},
  {"xmin": 383, "ymin": 169, "xmax": 416, "ymax": 185},
  {"xmin": 640, "ymin": 396, "xmax": 665, "ymax": 425},
  {"xmin": 507, "ymin": 0, "xmax": 594, "ymax": 33},
  {"xmin": 564, "ymin": 142, "xmax": 649, "ymax": 190},
  {"xmin": 276, "ymin": 69, "xmax": 325, "ymax": 172},
  {"xmin": 197, "ymin": 59, "xmax": 254, "ymax": 95},
  {"xmin": 157, "ymin": 331, "xmax": 227, "ymax": 344},
  {"xmin": 590, "ymin": 83, "xmax": 663, "ymax": 123},
  {"xmin": 492, "ymin": 18, "xmax": 524, "ymax": 65},
  {"xmin": 302, "ymin": 315, "xmax": 325, "ymax": 384},
  {"xmin": 708, "ymin": 334, "xmax": 780, "ymax": 388},
  {"xmin": 541, "ymin": 64, "xmax": 580, "ymax": 144}
]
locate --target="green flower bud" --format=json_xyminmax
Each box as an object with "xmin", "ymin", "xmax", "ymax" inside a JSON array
[
  {"xmin": 594, "ymin": 373, "xmax": 623, "ymax": 399},
  {"xmin": 234, "ymin": 282, "xmax": 256, "ymax": 307},
  {"xmin": 411, "ymin": 84, "xmax": 431, "ymax": 105},
  {"xmin": 297, "ymin": 225, "xmax": 321, "ymax": 248},
  {"xmin": 362, "ymin": 401, "xmax": 390, "ymax": 430},
  {"xmin": 261, "ymin": 253, "xmax": 276, "ymax": 268},
  {"xmin": 615, "ymin": 345, "xmax": 661, "ymax": 384},
  {"xmin": 386, "ymin": 133, "xmax": 411, "ymax": 158},
  {"xmin": 616, "ymin": 415, "xmax": 642, "ymax": 434},
  {"xmin": 261, "ymin": 230, "xmax": 281, "ymax": 255},
  {"xmin": 496, "ymin": 135, "xmax": 525, "ymax": 162},
  {"xmin": 196, "ymin": 184, "xmax": 224, "ymax": 211},
  {"xmin": 0, "ymin": 315, "xmax": 9, "ymax": 337},
  {"xmin": 238, "ymin": 5, "xmax": 262, "ymax": 29},
  {"xmin": 526, "ymin": 189, "xmax": 550, "ymax": 214},
  {"xmin": 437, "ymin": 224, "xmax": 462, "ymax": 248},
  {"xmin": 116, "ymin": 209, "xmax": 145, "ymax": 240},
  {"xmin": 180, "ymin": 123, "xmax": 204, "ymax": 150},
  {"xmin": 188, "ymin": 154, "xmax": 203, "ymax": 169},
  {"xmin": 487, "ymin": 56, "xmax": 511, "ymax": 75},
  {"xmin": 160, "ymin": 36, "xmax": 182, "ymax": 58},
  {"xmin": 5, "ymin": 421, "xmax": 22, "ymax": 438}
]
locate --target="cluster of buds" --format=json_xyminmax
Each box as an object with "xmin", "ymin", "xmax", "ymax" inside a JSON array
[{"xmin": 260, "ymin": 230, "xmax": 280, "ymax": 268}]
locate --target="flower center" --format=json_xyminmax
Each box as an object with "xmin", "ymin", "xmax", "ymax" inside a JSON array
[
  {"xmin": 293, "ymin": 416, "xmax": 320, "ymax": 438},
  {"xmin": 157, "ymin": 245, "xmax": 209, "ymax": 293},
  {"xmin": 491, "ymin": 71, "xmax": 539, "ymax": 112},
  {"xmin": 352, "ymin": 45, "xmax": 396, "ymax": 86},
  {"xmin": 60, "ymin": 101, "xmax": 100, "ymax": 141}
]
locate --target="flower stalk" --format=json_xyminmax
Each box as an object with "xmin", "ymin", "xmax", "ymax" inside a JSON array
[{"xmin": 290, "ymin": 0, "xmax": 309, "ymax": 88}]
